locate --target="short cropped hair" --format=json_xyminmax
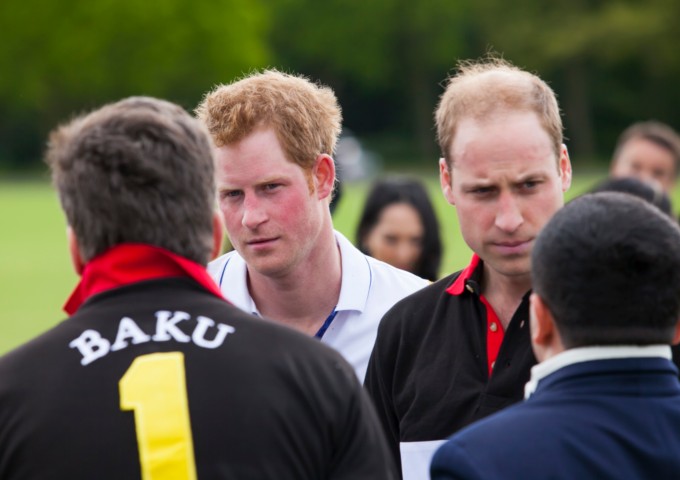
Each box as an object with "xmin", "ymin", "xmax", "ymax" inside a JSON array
[
  {"xmin": 46, "ymin": 96, "xmax": 216, "ymax": 265},
  {"xmin": 435, "ymin": 57, "xmax": 562, "ymax": 167},
  {"xmin": 532, "ymin": 192, "xmax": 680, "ymax": 348},
  {"xmin": 356, "ymin": 177, "xmax": 442, "ymax": 281},
  {"xmin": 613, "ymin": 121, "xmax": 680, "ymax": 176},
  {"xmin": 195, "ymin": 69, "xmax": 342, "ymax": 172}
]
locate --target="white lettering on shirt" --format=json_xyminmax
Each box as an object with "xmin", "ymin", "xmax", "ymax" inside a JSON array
[
  {"xmin": 69, "ymin": 311, "xmax": 235, "ymax": 366},
  {"xmin": 152, "ymin": 311, "xmax": 191, "ymax": 343},
  {"xmin": 193, "ymin": 316, "xmax": 235, "ymax": 348},
  {"xmin": 69, "ymin": 330, "xmax": 112, "ymax": 366},
  {"xmin": 111, "ymin": 317, "xmax": 151, "ymax": 351}
]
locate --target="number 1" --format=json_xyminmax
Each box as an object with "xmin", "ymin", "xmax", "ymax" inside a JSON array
[{"xmin": 120, "ymin": 352, "xmax": 197, "ymax": 480}]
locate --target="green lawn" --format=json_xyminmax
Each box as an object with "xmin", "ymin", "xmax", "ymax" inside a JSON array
[{"xmin": 0, "ymin": 170, "xmax": 627, "ymax": 354}]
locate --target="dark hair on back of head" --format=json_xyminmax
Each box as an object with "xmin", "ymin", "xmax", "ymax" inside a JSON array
[
  {"xmin": 46, "ymin": 96, "xmax": 216, "ymax": 265},
  {"xmin": 532, "ymin": 192, "xmax": 680, "ymax": 348}
]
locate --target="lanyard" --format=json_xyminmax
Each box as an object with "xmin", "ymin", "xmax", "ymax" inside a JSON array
[{"xmin": 314, "ymin": 308, "xmax": 338, "ymax": 339}]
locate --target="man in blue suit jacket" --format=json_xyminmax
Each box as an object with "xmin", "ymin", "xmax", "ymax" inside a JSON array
[{"xmin": 431, "ymin": 192, "xmax": 680, "ymax": 480}]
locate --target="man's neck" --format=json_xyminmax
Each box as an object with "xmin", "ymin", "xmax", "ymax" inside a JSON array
[
  {"xmin": 246, "ymin": 230, "xmax": 342, "ymax": 336},
  {"xmin": 481, "ymin": 266, "xmax": 531, "ymax": 330}
]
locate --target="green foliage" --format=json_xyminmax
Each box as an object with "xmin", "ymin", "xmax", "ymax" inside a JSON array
[
  {"xmin": 1, "ymin": 0, "xmax": 680, "ymax": 166},
  {"xmin": 0, "ymin": 0, "xmax": 271, "ymax": 164}
]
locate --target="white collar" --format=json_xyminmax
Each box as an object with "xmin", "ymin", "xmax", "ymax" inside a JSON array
[
  {"xmin": 524, "ymin": 344, "xmax": 672, "ymax": 399},
  {"xmin": 222, "ymin": 230, "xmax": 370, "ymax": 316},
  {"xmin": 334, "ymin": 230, "xmax": 371, "ymax": 313}
]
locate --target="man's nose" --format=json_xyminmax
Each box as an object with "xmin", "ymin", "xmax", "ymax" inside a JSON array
[
  {"xmin": 495, "ymin": 192, "xmax": 523, "ymax": 233},
  {"xmin": 241, "ymin": 195, "xmax": 268, "ymax": 229}
]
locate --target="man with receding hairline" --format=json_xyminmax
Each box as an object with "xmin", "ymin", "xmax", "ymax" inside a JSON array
[{"xmin": 364, "ymin": 57, "xmax": 572, "ymax": 479}]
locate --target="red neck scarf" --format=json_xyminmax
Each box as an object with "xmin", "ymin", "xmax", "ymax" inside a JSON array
[{"xmin": 64, "ymin": 243, "xmax": 225, "ymax": 315}]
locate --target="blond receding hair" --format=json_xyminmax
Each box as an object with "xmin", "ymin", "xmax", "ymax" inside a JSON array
[
  {"xmin": 435, "ymin": 57, "xmax": 563, "ymax": 167},
  {"xmin": 195, "ymin": 69, "xmax": 342, "ymax": 172}
]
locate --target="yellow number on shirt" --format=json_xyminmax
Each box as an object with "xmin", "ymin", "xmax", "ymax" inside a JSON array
[{"xmin": 119, "ymin": 352, "xmax": 197, "ymax": 480}]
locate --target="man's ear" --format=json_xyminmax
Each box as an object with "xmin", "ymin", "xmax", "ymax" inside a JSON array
[
  {"xmin": 559, "ymin": 144, "xmax": 573, "ymax": 193},
  {"xmin": 312, "ymin": 154, "xmax": 336, "ymax": 201},
  {"xmin": 439, "ymin": 158, "xmax": 455, "ymax": 206},
  {"xmin": 529, "ymin": 293, "xmax": 564, "ymax": 362},
  {"xmin": 211, "ymin": 211, "xmax": 225, "ymax": 261},
  {"xmin": 67, "ymin": 226, "xmax": 85, "ymax": 276}
]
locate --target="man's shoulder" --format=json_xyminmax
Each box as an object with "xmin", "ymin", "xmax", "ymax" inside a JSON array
[
  {"xmin": 380, "ymin": 271, "xmax": 461, "ymax": 320},
  {"xmin": 0, "ymin": 320, "xmax": 69, "ymax": 375},
  {"xmin": 363, "ymin": 255, "xmax": 431, "ymax": 291},
  {"xmin": 431, "ymin": 400, "xmax": 546, "ymax": 477}
]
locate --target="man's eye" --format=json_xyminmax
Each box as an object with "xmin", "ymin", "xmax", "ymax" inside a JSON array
[{"xmin": 221, "ymin": 190, "xmax": 242, "ymax": 199}]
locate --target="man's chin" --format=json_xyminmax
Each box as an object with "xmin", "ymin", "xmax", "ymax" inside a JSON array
[{"xmin": 485, "ymin": 257, "xmax": 531, "ymax": 279}]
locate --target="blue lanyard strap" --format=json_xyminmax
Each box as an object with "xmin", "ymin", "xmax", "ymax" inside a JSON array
[{"xmin": 314, "ymin": 308, "xmax": 338, "ymax": 339}]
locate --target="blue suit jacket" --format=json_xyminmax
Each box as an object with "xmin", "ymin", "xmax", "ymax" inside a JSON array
[{"xmin": 431, "ymin": 357, "xmax": 680, "ymax": 480}]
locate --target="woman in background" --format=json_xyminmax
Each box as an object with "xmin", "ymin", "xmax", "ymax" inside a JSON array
[{"xmin": 356, "ymin": 176, "xmax": 442, "ymax": 281}]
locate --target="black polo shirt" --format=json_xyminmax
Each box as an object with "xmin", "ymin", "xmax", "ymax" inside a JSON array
[
  {"xmin": 364, "ymin": 255, "xmax": 537, "ymax": 474},
  {"xmin": 0, "ymin": 278, "xmax": 396, "ymax": 479}
]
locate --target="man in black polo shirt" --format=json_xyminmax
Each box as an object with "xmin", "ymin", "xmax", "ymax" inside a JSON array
[
  {"xmin": 0, "ymin": 97, "xmax": 395, "ymax": 479},
  {"xmin": 364, "ymin": 57, "xmax": 572, "ymax": 479}
]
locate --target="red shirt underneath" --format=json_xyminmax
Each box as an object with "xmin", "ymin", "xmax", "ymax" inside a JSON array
[{"xmin": 446, "ymin": 254, "xmax": 505, "ymax": 377}]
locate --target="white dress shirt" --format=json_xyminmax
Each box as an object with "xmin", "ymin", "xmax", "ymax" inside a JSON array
[{"xmin": 207, "ymin": 230, "xmax": 429, "ymax": 382}]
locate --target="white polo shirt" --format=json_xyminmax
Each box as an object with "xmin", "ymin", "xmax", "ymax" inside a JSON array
[{"xmin": 207, "ymin": 230, "xmax": 429, "ymax": 382}]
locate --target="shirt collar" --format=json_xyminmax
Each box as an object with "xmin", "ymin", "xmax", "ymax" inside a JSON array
[
  {"xmin": 64, "ymin": 243, "xmax": 225, "ymax": 315},
  {"xmin": 446, "ymin": 254, "xmax": 483, "ymax": 296},
  {"xmin": 217, "ymin": 253, "xmax": 259, "ymax": 315},
  {"xmin": 524, "ymin": 344, "xmax": 672, "ymax": 399},
  {"xmin": 220, "ymin": 230, "xmax": 369, "ymax": 316},
  {"xmin": 334, "ymin": 230, "xmax": 370, "ymax": 313}
]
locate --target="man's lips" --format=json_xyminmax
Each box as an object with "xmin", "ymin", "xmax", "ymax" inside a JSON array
[
  {"xmin": 490, "ymin": 239, "xmax": 532, "ymax": 255},
  {"xmin": 246, "ymin": 236, "xmax": 279, "ymax": 246}
]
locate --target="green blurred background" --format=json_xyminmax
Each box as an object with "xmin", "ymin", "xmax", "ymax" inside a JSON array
[
  {"xmin": 2, "ymin": 0, "xmax": 680, "ymax": 352},
  {"xmin": 1, "ymin": 0, "xmax": 679, "ymax": 170}
]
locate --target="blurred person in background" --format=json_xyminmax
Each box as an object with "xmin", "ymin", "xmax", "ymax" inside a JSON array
[
  {"xmin": 0, "ymin": 96, "xmax": 396, "ymax": 479},
  {"xmin": 356, "ymin": 176, "xmax": 442, "ymax": 281},
  {"xmin": 196, "ymin": 70, "xmax": 428, "ymax": 384},
  {"xmin": 364, "ymin": 57, "xmax": 572, "ymax": 479},
  {"xmin": 609, "ymin": 120, "xmax": 680, "ymax": 194}
]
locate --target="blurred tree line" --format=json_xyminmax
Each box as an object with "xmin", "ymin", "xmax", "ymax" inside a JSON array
[{"xmin": 1, "ymin": 0, "xmax": 678, "ymax": 170}]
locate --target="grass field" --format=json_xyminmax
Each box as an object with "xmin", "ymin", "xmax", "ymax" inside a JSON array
[{"xmin": 0, "ymin": 170, "xmax": 614, "ymax": 354}]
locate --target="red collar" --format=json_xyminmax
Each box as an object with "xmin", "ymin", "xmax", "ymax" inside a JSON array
[
  {"xmin": 446, "ymin": 254, "xmax": 482, "ymax": 296},
  {"xmin": 64, "ymin": 244, "xmax": 225, "ymax": 315}
]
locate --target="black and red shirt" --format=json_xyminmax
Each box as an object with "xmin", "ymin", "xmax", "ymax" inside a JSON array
[{"xmin": 364, "ymin": 254, "xmax": 536, "ymax": 474}]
